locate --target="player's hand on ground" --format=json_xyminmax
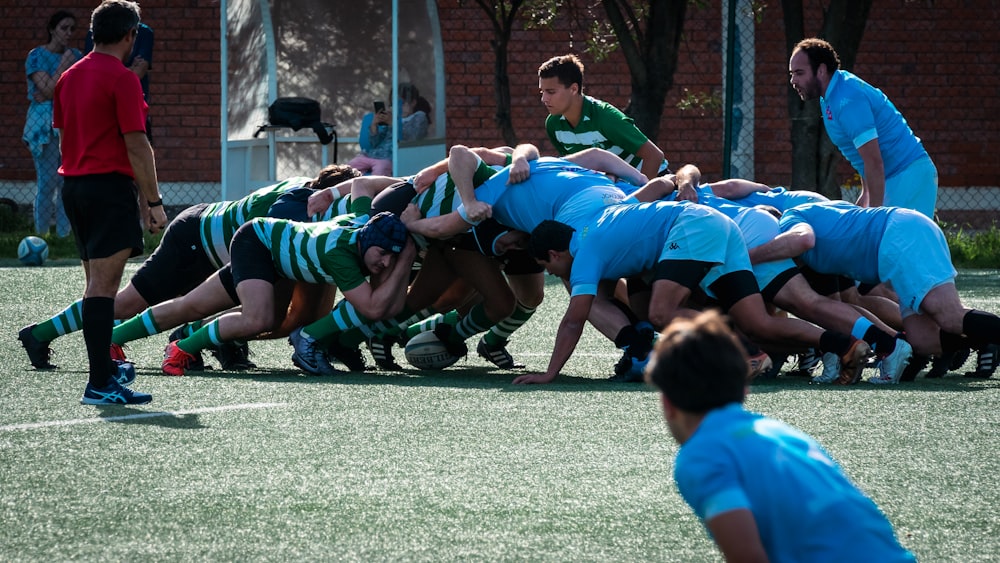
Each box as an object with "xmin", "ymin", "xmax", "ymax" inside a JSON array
[
  {"xmin": 512, "ymin": 372, "xmax": 556, "ymax": 385},
  {"xmin": 464, "ymin": 201, "xmax": 492, "ymax": 223}
]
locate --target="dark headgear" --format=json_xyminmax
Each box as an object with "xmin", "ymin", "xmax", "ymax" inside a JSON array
[
  {"xmin": 358, "ymin": 212, "xmax": 409, "ymax": 255},
  {"xmin": 471, "ymin": 218, "xmax": 512, "ymax": 257}
]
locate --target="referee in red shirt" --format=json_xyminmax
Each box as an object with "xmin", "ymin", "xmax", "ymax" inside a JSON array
[{"xmin": 53, "ymin": 0, "xmax": 166, "ymax": 404}]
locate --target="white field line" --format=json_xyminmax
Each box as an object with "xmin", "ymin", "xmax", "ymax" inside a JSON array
[{"xmin": 0, "ymin": 402, "xmax": 286, "ymax": 432}]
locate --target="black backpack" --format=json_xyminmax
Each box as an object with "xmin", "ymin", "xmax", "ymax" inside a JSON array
[{"xmin": 263, "ymin": 97, "xmax": 335, "ymax": 145}]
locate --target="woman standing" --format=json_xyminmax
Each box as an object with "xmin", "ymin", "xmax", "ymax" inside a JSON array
[{"xmin": 23, "ymin": 10, "xmax": 82, "ymax": 238}]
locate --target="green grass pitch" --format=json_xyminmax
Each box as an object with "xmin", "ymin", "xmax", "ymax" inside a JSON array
[{"xmin": 1, "ymin": 261, "xmax": 998, "ymax": 561}]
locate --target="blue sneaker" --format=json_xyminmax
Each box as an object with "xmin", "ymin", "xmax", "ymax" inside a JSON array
[
  {"xmin": 81, "ymin": 379, "xmax": 152, "ymax": 405},
  {"xmin": 113, "ymin": 360, "xmax": 136, "ymax": 387}
]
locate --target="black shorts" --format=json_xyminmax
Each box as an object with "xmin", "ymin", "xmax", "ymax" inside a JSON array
[
  {"xmin": 131, "ymin": 203, "xmax": 218, "ymax": 305},
  {"xmin": 62, "ymin": 173, "xmax": 143, "ymax": 260},
  {"xmin": 708, "ymin": 270, "xmax": 761, "ymax": 311},
  {"xmin": 229, "ymin": 223, "xmax": 278, "ymax": 289},
  {"xmin": 499, "ymin": 248, "xmax": 544, "ymax": 275},
  {"xmin": 799, "ymin": 265, "xmax": 852, "ymax": 297},
  {"xmin": 759, "ymin": 266, "xmax": 801, "ymax": 304}
]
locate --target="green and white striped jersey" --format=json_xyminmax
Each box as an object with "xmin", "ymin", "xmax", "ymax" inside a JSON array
[
  {"xmin": 414, "ymin": 158, "xmax": 501, "ymax": 219},
  {"xmin": 249, "ymin": 213, "xmax": 370, "ymax": 292},
  {"xmin": 199, "ymin": 177, "xmax": 312, "ymax": 268}
]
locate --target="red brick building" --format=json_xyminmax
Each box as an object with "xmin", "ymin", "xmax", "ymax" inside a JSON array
[{"xmin": 1, "ymin": 2, "xmax": 996, "ymax": 213}]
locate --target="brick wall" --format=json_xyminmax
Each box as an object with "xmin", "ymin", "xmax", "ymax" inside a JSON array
[
  {"xmin": 1, "ymin": 1, "xmax": 996, "ymax": 189},
  {"xmin": 0, "ymin": 2, "xmax": 220, "ymax": 184}
]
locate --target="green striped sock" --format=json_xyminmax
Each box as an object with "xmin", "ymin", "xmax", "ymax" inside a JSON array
[{"xmin": 33, "ymin": 299, "xmax": 84, "ymax": 342}]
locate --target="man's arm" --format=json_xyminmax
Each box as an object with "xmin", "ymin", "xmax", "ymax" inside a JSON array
[
  {"xmin": 563, "ymin": 148, "xmax": 648, "ymax": 186},
  {"xmin": 447, "ymin": 144, "xmax": 492, "ymax": 222},
  {"xmin": 400, "ymin": 203, "xmax": 474, "ymax": 239},
  {"xmin": 672, "ymin": 164, "xmax": 702, "ymax": 202},
  {"xmin": 340, "ymin": 238, "xmax": 417, "ymax": 320},
  {"xmin": 747, "ymin": 223, "xmax": 815, "ymax": 264},
  {"xmin": 706, "ymin": 178, "xmax": 772, "ymax": 200},
  {"xmin": 635, "ymin": 140, "xmax": 665, "ymax": 182},
  {"xmin": 705, "ymin": 510, "xmax": 770, "ymax": 563},
  {"xmin": 506, "ymin": 143, "xmax": 539, "ymax": 184},
  {"xmin": 628, "ymin": 176, "xmax": 676, "ymax": 203},
  {"xmin": 123, "ymin": 131, "xmax": 166, "ymax": 234},
  {"xmin": 856, "ymin": 139, "xmax": 886, "ymax": 208},
  {"xmin": 513, "ymin": 294, "xmax": 594, "ymax": 384}
]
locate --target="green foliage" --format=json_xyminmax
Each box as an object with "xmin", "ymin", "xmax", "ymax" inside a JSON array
[
  {"xmin": 0, "ymin": 202, "xmax": 30, "ymax": 233},
  {"xmin": 941, "ymin": 222, "xmax": 1000, "ymax": 268},
  {"xmin": 676, "ymin": 87, "xmax": 723, "ymax": 115}
]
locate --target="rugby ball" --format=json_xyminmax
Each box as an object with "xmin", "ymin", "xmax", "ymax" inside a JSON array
[
  {"xmin": 404, "ymin": 330, "xmax": 460, "ymax": 370},
  {"xmin": 18, "ymin": 236, "xmax": 49, "ymax": 266}
]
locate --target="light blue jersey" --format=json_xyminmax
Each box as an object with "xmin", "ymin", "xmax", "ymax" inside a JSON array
[
  {"xmin": 821, "ymin": 70, "xmax": 928, "ymax": 181},
  {"xmin": 676, "ymin": 403, "xmax": 915, "ymax": 563},
  {"xmin": 727, "ymin": 186, "xmax": 828, "ymax": 212},
  {"xmin": 778, "ymin": 201, "xmax": 889, "ymax": 284},
  {"xmin": 567, "ymin": 201, "xmax": 687, "ymax": 296},
  {"xmin": 679, "ymin": 187, "xmax": 798, "ymax": 293},
  {"xmin": 458, "ymin": 157, "xmax": 628, "ymax": 233}
]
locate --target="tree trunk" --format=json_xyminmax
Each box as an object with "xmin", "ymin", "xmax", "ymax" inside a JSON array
[
  {"xmin": 490, "ymin": 35, "xmax": 519, "ymax": 146},
  {"xmin": 603, "ymin": 0, "xmax": 686, "ymax": 143}
]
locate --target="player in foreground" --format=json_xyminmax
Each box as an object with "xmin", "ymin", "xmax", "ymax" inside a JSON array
[{"xmin": 645, "ymin": 310, "xmax": 916, "ymax": 562}]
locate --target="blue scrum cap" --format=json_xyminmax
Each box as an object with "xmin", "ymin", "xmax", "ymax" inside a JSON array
[{"xmin": 358, "ymin": 211, "xmax": 409, "ymax": 255}]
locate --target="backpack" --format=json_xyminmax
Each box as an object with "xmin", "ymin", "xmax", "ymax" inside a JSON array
[{"xmin": 265, "ymin": 97, "xmax": 335, "ymax": 145}]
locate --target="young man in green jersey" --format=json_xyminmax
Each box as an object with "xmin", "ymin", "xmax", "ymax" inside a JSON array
[{"xmin": 538, "ymin": 54, "xmax": 685, "ymax": 198}]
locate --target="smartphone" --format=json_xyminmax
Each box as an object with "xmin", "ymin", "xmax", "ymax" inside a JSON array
[{"xmin": 373, "ymin": 100, "xmax": 385, "ymax": 113}]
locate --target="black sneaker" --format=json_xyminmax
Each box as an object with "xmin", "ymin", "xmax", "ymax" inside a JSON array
[
  {"xmin": 211, "ymin": 340, "xmax": 255, "ymax": 371},
  {"xmin": 368, "ymin": 336, "xmax": 403, "ymax": 370},
  {"xmin": 965, "ymin": 344, "xmax": 999, "ymax": 379},
  {"xmin": 18, "ymin": 325, "xmax": 57, "ymax": 369},
  {"xmin": 328, "ymin": 339, "xmax": 368, "ymax": 372},
  {"xmin": 432, "ymin": 324, "xmax": 468, "ymax": 359},
  {"xmin": 476, "ymin": 337, "xmax": 525, "ymax": 369}
]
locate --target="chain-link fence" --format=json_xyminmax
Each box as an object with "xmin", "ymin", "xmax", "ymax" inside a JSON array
[{"xmin": 721, "ymin": 0, "xmax": 998, "ymax": 232}]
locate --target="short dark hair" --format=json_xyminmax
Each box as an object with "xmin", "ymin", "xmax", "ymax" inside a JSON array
[
  {"xmin": 47, "ymin": 10, "xmax": 76, "ymax": 42},
  {"xmin": 793, "ymin": 37, "xmax": 841, "ymax": 76},
  {"xmin": 538, "ymin": 54, "xmax": 585, "ymax": 91},
  {"xmin": 528, "ymin": 220, "xmax": 574, "ymax": 262},
  {"xmin": 91, "ymin": 0, "xmax": 140, "ymax": 46},
  {"xmin": 308, "ymin": 164, "xmax": 361, "ymax": 190},
  {"xmin": 645, "ymin": 310, "xmax": 748, "ymax": 413}
]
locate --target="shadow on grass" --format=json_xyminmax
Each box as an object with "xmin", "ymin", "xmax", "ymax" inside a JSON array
[
  {"xmin": 749, "ymin": 373, "xmax": 999, "ymax": 394},
  {"xmin": 142, "ymin": 364, "xmax": 656, "ymax": 393}
]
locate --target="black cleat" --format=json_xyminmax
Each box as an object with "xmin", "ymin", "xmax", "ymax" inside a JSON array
[
  {"xmin": 18, "ymin": 325, "xmax": 57, "ymax": 369},
  {"xmin": 211, "ymin": 340, "xmax": 255, "ymax": 371},
  {"xmin": 965, "ymin": 344, "xmax": 998, "ymax": 379},
  {"xmin": 476, "ymin": 337, "xmax": 525, "ymax": 369},
  {"xmin": 432, "ymin": 324, "xmax": 468, "ymax": 359},
  {"xmin": 368, "ymin": 336, "xmax": 403, "ymax": 371},
  {"xmin": 328, "ymin": 339, "xmax": 368, "ymax": 372}
]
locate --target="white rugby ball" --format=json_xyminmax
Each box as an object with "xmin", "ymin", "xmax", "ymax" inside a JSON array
[{"xmin": 404, "ymin": 330, "xmax": 460, "ymax": 370}]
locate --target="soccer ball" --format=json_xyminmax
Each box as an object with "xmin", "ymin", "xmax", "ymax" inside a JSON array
[
  {"xmin": 404, "ymin": 330, "xmax": 460, "ymax": 370},
  {"xmin": 17, "ymin": 236, "xmax": 49, "ymax": 266}
]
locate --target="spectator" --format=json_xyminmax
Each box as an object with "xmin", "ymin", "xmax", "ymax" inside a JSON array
[
  {"xmin": 349, "ymin": 82, "xmax": 431, "ymax": 175},
  {"xmin": 23, "ymin": 10, "xmax": 82, "ymax": 238}
]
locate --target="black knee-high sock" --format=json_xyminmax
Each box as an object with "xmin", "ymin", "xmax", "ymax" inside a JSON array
[
  {"xmin": 82, "ymin": 297, "xmax": 115, "ymax": 387},
  {"xmin": 939, "ymin": 329, "xmax": 969, "ymax": 356},
  {"xmin": 962, "ymin": 310, "xmax": 1000, "ymax": 348},
  {"xmin": 818, "ymin": 330, "xmax": 853, "ymax": 357},
  {"xmin": 863, "ymin": 326, "xmax": 897, "ymax": 356}
]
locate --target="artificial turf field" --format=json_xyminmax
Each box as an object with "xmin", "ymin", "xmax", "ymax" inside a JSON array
[{"xmin": 1, "ymin": 262, "xmax": 998, "ymax": 561}]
